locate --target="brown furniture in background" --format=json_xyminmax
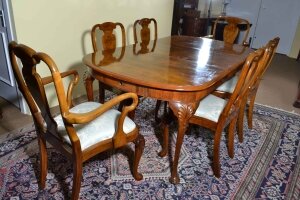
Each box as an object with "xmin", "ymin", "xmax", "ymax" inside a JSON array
[
  {"xmin": 83, "ymin": 36, "xmax": 253, "ymax": 184},
  {"xmin": 90, "ymin": 22, "xmax": 126, "ymax": 103},
  {"xmin": 171, "ymin": 0, "xmax": 199, "ymax": 35},
  {"xmin": 9, "ymin": 42, "xmax": 145, "ymax": 200},
  {"xmin": 181, "ymin": 10, "xmax": 207, "ymax": 37}
]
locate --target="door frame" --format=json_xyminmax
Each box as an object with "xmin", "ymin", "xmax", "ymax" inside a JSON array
[{"xmin": 1, "ymin": 0, "xmax": 27, "ymax": 113}]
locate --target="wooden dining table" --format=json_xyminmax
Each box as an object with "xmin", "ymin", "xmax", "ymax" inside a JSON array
[{"xmin": 82, "ymin": 35, "xmax": 253, "ymax": 184}]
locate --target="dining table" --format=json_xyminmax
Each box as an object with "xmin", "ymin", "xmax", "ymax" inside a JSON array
[{"xmin": 82, "ymin": 35, "xmax": 253, "ymax": 184}]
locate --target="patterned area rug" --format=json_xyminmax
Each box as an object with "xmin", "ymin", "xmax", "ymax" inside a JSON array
[{"xmin": 0, "ymin": 98, "xmax": 299, "ymax": 199}]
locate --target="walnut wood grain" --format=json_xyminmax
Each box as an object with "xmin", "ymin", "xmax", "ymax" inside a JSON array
[{"xmin": 83, "ymin": 35, "xmax": 253, "ymax": 183}]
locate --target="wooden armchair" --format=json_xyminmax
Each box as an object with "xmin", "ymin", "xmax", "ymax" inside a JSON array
[
  {"xmin": 89, "ymin": 22, "xmax": 126, "ymax": 104},
  {"xmin": 207, "ymin": 16, "xmax": 251, "ymax": 46},
  {"xmin": 214, "ymin": 37, "xmax": 280, "ymax": 141},
  {"xmin": 161, "ymin": 48, "xmax": 265, "ymax": 178},
  {"xmin": 9, "ymin": 42, "xmax": 144, "ymax": 200}
]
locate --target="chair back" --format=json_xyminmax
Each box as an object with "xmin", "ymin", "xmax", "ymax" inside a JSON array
[
  {"xmin": 212, "ymin": 16, "xmax": 250, "ymax": 45},
  {"xmin": 250, "ymin": 37, "xmax": 280, "ymax": 93},
  {"xmin": 133, "ymin": 18, "xmax": 157, "ymax": 53},
  {"xmin": 91, "ymin": 22, "xmax": 126, "ymax": 52},
  {"xmin": 220, "ymin": 48, "xmax": 265, "ymax": 122},
  {"xmin": 9, "ymin": 42, "xmax": 78, "ymax": 141},
  {"xmin": 259, "ymin": 37, "xmax": 280, "ymax": 77}
]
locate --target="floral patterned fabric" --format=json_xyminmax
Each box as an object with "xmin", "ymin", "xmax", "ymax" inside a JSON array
[
  {"xmin": 0, "ymin": 97, "xmax": 299, "ymax": 199},
  {"xmin": 54, "ymin": 101, "xmax": 136, "ymax": 150}
]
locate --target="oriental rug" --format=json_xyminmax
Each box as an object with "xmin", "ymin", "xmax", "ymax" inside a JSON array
[{"xmin": 0, "ymin": 98, "xmax": 299, "ymax": 199}]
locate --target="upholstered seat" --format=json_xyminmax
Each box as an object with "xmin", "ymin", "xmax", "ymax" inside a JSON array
[
  {"xmin": 216, "ymin": 75, "xmax": 238, "ymax": 93},
  {"xmin": 54, "ymin": 102, "xmax": 136, "ymax": 150},
  {"xmin": 194, "ymin": 94, "xmax": 227, "ymax": 123}
]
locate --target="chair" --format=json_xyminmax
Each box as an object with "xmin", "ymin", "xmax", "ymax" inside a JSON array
[
  {"xmin": 133, "ymin": 18, "xmax": 163, "ymax": 120},
  {"xmin": 9, "ymin": 42, "xmax": 145, "ymax": 200},
  {"xmin": 162, "ymin": 48, "xmax": 266, "ymax": 178},
  {"xmin": 133, "ymin": 18, "xmax": 157, "ymax": 48},
  {"xmin": 90, "ymin": 22, "xmax": 126, "ymax": 104},
  {"xmin": 207, "ymin": 16, "xmax": 251, "ymax": 46},
  {"xmin": 214, "ymin": 37, "xmax": 280, "ymax": 141}
]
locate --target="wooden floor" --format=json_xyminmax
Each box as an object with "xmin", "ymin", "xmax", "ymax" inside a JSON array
[{"xmin": 0, "ymin": 54, "xmax": 299, "ymax": 136}]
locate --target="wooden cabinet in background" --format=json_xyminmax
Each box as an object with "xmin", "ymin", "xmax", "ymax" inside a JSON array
[
  {"xmin": 171, "ymin": 0, "xmax": 199, "ymax": 35},
  {"xmin": 182, "ymin": 16, "xmax": 209, "ymax": 37}
]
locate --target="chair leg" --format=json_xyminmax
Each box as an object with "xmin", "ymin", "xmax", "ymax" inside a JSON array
[
  {"xmin": 37, "ymin": 136, "xmax": 48, "ymax": 189},
  {"xmin": 98, "ymin": 81, "xmax": 105, "ymax": 104},
  {"xmin": 228, "ymin": 117, "xmax": 238, "ymax": 158},
  {"xmin": 213, "ymin": 127, "xmax": 223, "ymax": 178},
  {"xmin": 247, "ymin": 94, "xmax": 257, "ymax": 129},
  {"xmin": 133, "ymin": 134, "xmax": 145, "ymax": 181},
  {"xmin": 237, "ymin": 97, "xmax": 247, "ymax": 143},
  {"xmin": 158, "ymin": 121, "xmax": 169, "ymax": 157},
  {"xmin": 71, "ymin": 160, "xmax": 82, "ymax": 200},
  {"xmin": 155, "ymin": 100, "xmax": 162, "ymax": 122}
]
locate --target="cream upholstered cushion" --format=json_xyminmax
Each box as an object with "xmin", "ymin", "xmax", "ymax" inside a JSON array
[
  {"xmin": 194, "ymin": 94, "xmax": 227, "ymax": 122},
  {"xmin": 216, "ymin": 75, "xmax": 238, "ymax": 93},
  {"xmin": 54, "ymin": 102, "xmax": 136, "ymax": 150}
]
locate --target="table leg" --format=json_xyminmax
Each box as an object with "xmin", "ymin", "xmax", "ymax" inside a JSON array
[
  {"xmin": 84, "ymin": 73, "xmax": 95, "ymax": 101},
  {"xmin": 168, "ymin": 101, "xmax": 197, "ymax": 184}
]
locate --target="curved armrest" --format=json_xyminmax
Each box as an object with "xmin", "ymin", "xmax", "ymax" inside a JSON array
[
  {"xmin": 64, "ymin": 92, "xmax": 138, "ymax": 149},
  {"xmin": 63, "ymin": 92, "xmax": 138, "ymax": 124},
  {"xmin": 42, "ymin": 69, "xmax": 79, "ymax": 108}
]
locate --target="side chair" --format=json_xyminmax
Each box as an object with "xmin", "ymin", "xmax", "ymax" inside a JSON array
[
  {"xmin": 162, "ymin": 48, "xmax": 265, "ymax": 178},
  {"xmin": 133, "ymin": 18, "xmax": 164, "ymax": 120},
  {"xmin": 213, "ymin": 37, "xmax": 280, "ymax": 142},
  {"xmin": 89, "ymin": 22, "xmax": 126, "ymax": 104},
  {"xmin": 9, "ymin": 42, "xmax": 144, "ymax": 200},
  {"xmin": 133, "ymin": 17, "xmax": 157, "ymax": 51},
  {"xmin": 206, "ymin": 16, "xmax": 251, "ymax": 46}
]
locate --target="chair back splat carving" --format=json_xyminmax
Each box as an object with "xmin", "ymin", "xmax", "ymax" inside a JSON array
[
  {"xmin": 89, "ymin": 22, "xmax": 126, "ymax": 104},
  {"xmin": 212, "ymin": 16, "xmax": 250, "ymax": 46},
  {"xmin": 9, "ymin": 42, "xmax": 144, "ymax": 200},
  {"xmin": 91, "ymin": 22, "xmax": 125, "ymax": 52},
  {"xmin": 133, "ymin": 18, "xmax": 157, "ymax": 54}
]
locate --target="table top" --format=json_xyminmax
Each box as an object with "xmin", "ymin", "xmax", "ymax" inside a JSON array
[{"xmin": 83, "ymin": 36, "xmax": 253, "ymax": 92}]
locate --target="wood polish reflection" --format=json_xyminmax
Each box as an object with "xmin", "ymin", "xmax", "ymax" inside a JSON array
[
  {"xmin": 92, "ymin": 46, "xmax": 125, "ymax": 67},
  {"xmin": 196, "ymin": 38, "xmax": 212, "ymax": 68}
]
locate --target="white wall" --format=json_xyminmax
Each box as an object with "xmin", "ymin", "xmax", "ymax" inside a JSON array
[{"xmin": 11, "ymin": 0, "xmax": 174, "ymax": 107}]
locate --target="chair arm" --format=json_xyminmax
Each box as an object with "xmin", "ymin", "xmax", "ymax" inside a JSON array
[
  {"xmin": 63, "ymin": 92, "xmax": 138, "ymax": 124},
  {"xmin": 42, "ymin": 70, "xmax": 79, "ymax": 108}
]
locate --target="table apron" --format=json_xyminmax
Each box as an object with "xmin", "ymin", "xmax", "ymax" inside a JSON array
[{"xmin": 92, "ymin": 71, "xmax": 210, "ymax": 103}]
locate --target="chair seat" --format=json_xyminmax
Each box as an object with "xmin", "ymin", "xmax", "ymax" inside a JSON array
[
  {"xmin": 54, "ymin": 102, "xmax": 136, "ymax": 150},
  {"xmin": 216, "ymin": 75, "xmax": 238, "ymax": 93},
  {"xmin": 194, "ymin": 94, "xmax": 228, "ymax": 122}
]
